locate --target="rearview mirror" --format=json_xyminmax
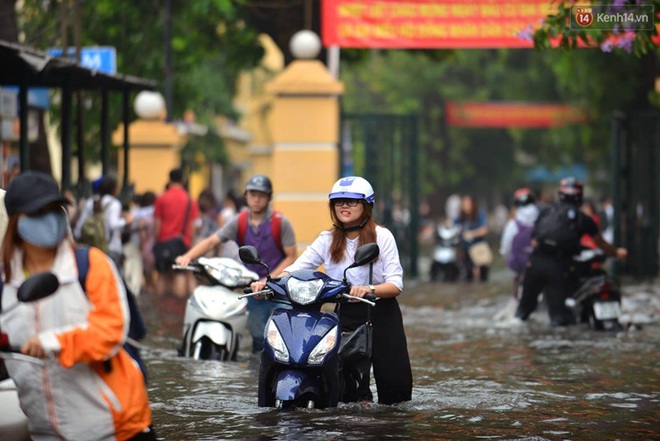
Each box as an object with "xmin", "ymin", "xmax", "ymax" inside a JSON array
[
  {"xmin": 353, "ymin": 243, "xmax": 380, "ymax": 267},
  {"xmin": 238, "ymin": 245, "xmax": 261, "ymax": 265},
  {"xmin": 17, "ymin": 272, "xmax": 60, "ymax": 303},
  {"xmin": 343, "ymin": 243, "xmax": 380, "ymax": 281},
  {"xmin": 238, "ymin": 245, "xmax": 271, "ymax": 280}
]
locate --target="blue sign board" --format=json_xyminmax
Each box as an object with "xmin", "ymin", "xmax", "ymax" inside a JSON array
[
  {"xmin": 2, "ymin": 86, "xmax": 50, "ymax": 110},
  {"xmin": 47, "ymin": 46, "xmax": 117, "ymax": 75},
  {"xmin": 2, "ymin": 47, "xmax": 118, "ymax": 112}
]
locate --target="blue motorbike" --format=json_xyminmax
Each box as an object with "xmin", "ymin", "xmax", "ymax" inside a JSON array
[{"xmin": 238, "ymin": 243, "xmax": 378, "ymax": 409}]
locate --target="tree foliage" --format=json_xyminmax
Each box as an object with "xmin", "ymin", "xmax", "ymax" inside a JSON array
[
  {"xmin": 12, "ymin": 0, "xmax": 266, "ymax": 173},
  {"xmin": 530, "ymin": 0, "xmax": 660, "ymax": 58},
  {"xmin": 340, "ymin": 43, "xmax": 652, "ymax": 213},
  {"xmin": 19, "ymin": 0, "xmax": 264, "ymax": 118}
]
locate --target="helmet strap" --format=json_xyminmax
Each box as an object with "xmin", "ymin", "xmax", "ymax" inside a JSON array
[{"xmin": 334, "ymin": 216, "xmax": 369, "ymax": 232}]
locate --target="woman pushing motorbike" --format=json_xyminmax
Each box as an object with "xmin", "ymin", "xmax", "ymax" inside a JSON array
[
  {"xmin": 250, "ymin": 176, "xmax": 412, "ymax": 405},
  {"xmin": 1, "ymin": 171, "xmax": 154, "ymax": 440}
]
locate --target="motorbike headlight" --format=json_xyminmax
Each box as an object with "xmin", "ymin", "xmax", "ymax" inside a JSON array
[
  {"xmin": 286, "ymin": 278, "xmax": 324, "ymax": 304},
  {"xmin": 266, "ymin": 320, "xmax": 289, "ymax": 362},
  {"xmin": 308, "ymin": 326, "xmax": 338, "ymax": 365}
]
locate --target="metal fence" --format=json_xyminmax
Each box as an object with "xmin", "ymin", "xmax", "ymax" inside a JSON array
[
  {"xmin": 612, "ymin": 111, "xmax": 660, "ymax": 278},
  {"xmin": 340, "ymin": 113, "xmax": 420, "ymax": 278}
]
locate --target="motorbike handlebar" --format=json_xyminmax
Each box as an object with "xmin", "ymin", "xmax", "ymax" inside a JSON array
[
  {"xmin": 341, "ymin": 293, "xmax": 376, "ymax": 306},
  {"xmin": 0, "ymin": 346, "xmax": 45, "ymax": 365},
  {"xmin": 171, "ymin": 264, "xmax": 201, "ymax": 272},
  {"xmin": 238, "ymin": 289, "xmax": 273, "ymax": 300}
]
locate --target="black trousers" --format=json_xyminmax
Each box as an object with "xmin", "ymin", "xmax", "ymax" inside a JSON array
[
  {"xmin": 515, "ymin": 251, "xmax": 578, "ymax": 325},
  {"xmin": 340, "ymin": 297, "xmax": 413, "ymax": 405}
]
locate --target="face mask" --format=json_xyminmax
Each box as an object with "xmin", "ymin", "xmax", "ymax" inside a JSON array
[{"xmin": 18, "ymin": 211, "xmax": 68, "ymax": 249}]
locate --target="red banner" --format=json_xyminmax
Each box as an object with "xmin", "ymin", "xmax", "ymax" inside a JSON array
[
  {"xmin": 322, "ymin": 0, "xmax": 554, "ymax": 48},
  {"xmin": 445, "ymin": 102, "xmax": 587, "ymax": 128}
]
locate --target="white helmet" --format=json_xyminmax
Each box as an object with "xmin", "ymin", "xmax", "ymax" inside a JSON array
[{"xmin": 329, "ymin": 176, "xmax": 375, "ymax": 204}]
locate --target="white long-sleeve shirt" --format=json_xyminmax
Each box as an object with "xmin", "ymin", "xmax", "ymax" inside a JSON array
[{"xmin": 285, "ymin": 225, "xmax": 403, "ymax": 291}]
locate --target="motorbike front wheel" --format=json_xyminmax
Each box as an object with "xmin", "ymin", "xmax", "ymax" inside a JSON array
[{"xmin": 193, "ymin": 337, "xmax": 229, "ymax": 361}]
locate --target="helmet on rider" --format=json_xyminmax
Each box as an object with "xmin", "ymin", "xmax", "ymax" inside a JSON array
[
  {"xmin": 558, "ymin": 177, "xmax": 583, "ymax": 206},
  {"xmin": 513, "ymin": 188, "xmax": 535, "ymax": 207},
  {"xmin": 329, "ymin": 176, "xmax": 375, "ymax": 205},
  {"xmin": 245, "ymin": 174, "xmax": 273, "ymax": 195}
]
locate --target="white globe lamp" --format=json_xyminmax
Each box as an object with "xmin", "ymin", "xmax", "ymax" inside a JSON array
[
  {"xmin": 289, "ymin": 30, "xmax": 322, "ymax": 60},
  {"xmin": 134, "ymin": 91, "xmax": 166, "ymax": 120}
]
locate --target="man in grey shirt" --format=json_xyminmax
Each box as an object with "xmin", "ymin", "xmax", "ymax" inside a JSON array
[{"xmin": 176, "ymin": 175, "xmax": 297, "ymax": 352}]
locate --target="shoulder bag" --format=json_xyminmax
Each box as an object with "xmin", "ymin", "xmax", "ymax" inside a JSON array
[
  {"xmin": 338, "ymin": 306, "xmax": 373, "ymax": 364},
  {"xmin": 468, "ymin": 241, "xmax": 493, "ymax": 266},
  {"xmin": 152, "ymin": 197, "xmax": 191, "ymax": 272}
]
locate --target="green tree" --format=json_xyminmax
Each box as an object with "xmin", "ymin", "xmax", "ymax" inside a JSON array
[
  {"xmin": 341, "ymin": 43, "xmax": 651, "ymax": 213},
  {"xmin": 8, "ymin": 0, "xmax": 322, "ymax": 178},
  {"xmin": 5, "ymin": 0, "xmax": 266, "ymax": 183},
  {"xmin": 530, "ymin": 0, "xmax": 660, "ymax": 57}
]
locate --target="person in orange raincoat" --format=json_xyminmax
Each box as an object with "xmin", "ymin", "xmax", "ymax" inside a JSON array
[{"xmin": 1, "ymin": 171, "xmax": 155, "ymax": 441}]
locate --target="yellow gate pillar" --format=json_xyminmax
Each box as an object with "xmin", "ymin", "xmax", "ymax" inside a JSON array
[
  {"xmin": 265, "ymin": 31, "xmax": 344, "ymax": 251},
  {"xmin": 111, "ymin": 91, "xmax": 187, "ymax": 195}
]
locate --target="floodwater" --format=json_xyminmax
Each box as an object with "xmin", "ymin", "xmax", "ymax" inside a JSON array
[{"xmin": 138, "ymin": 269, "xmax": 659, "ymax": 440}]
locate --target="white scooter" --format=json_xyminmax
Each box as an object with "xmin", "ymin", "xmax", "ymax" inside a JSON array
[
  {"xmin": 0, "ymin": 375, "xmax": 29, "ymax": 441},
  {"xmin": 1, "ymin": 273, "xmax": 61, "ymax": 441},
  {"xmin": 430, "ymin": 223, "xmax": 462, "ymax": 282},
  {"xmin": 174, "ymin": 257, "xmax": 259, "ymax": 361}
]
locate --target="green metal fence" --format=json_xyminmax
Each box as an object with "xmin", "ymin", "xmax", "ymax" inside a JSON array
[
  {"xmin": 340, "ymin": 113, "xmax": 420, "ymax": 278},
  {"xmin": 612, "ymin": 111, "xmax": 660, "ymax": 278}
]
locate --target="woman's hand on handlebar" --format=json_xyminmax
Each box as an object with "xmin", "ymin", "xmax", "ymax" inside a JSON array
[
  {"xmin": 249, "ymin": 279, "xmax": 268, "ymax": 299},
  {"xmin": 349, "ymin": 285, "xmax": 373, "ymax": 298},
  {"xmin": 250, "ymin": 280, "xmax": 267, "ymax": 292}
]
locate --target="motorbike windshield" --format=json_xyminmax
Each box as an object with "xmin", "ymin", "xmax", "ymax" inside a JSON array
[{"xmin": 199, "ymin": 257, "xmax": 259, "ymax": 287}]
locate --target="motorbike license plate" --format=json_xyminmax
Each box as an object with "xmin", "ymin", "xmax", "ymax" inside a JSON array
[{"xmin": 593, "ymin": 301, "xmax": 621, "ymax": 320}]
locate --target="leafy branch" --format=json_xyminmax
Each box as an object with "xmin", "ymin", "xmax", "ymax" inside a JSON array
[{"xmin": 528, "ymin": 0, "xmax": 660, "ymax": 57}]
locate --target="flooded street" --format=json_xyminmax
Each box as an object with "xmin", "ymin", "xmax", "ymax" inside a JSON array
[{"xmin": 138, "ymin": 269, "xmax": 659, "ymax": 440}]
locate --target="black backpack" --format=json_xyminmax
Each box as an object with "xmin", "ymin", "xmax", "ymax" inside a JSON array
[{"xmin": 533, "ymin": 203, "xmax": 581, "ymax": 254}]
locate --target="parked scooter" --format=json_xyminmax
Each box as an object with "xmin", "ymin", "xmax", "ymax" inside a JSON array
[
  {"xmin": 238, "ymin": 243, "xmax": 378, "ymax": 409},
  {"xmin": 430, "ymin": 222, "xmax": 462, "ymax": 282},
  {"xmin": 566, "ymin": 248, "xmax": 623, "ymax": 331},
  {"xmin": 174, "ymin": 257, "xmax": 259, "ymax": 361},
  {"xmin": 1, "ymin": 272, "xmax": 61, "ymax": 441}
]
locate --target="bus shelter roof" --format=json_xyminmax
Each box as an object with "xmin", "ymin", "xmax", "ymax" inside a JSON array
[{"xmin": 0, "ymin": 40, "xmax": 156, "ymax": 91}]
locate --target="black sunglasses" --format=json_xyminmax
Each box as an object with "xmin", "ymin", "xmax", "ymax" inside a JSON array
[{"xmin": 332, "ymin": 199, "xmax": 360, "ymax": 207}]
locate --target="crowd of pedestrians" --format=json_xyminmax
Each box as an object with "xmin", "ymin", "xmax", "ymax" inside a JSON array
[
  {"xmin": 0, "ymin": 165, "xmax": 635, "ymax": 441},
  {"xmin": 66, "ymin": 168, "xmax": 246, "ymax": 299}
]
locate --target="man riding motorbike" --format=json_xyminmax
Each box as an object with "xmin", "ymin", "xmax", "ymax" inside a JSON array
[{"xmin": 514, "ymin": 177, "xmax": 627, "ymax": 327}]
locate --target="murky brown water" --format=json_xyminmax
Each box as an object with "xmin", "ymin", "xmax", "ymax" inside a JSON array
[{"xmin": 138, "ymin": 270, "xmax": 660, "ymax": 440}]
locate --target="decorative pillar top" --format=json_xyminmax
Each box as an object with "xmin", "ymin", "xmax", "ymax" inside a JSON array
[
  {"xmin": 266, "ymin": 30, "xmax": 344, "ymax": 96},
  {"xmin": 290, "ymin": 30, "xmax": 322, "ymax": 60}
]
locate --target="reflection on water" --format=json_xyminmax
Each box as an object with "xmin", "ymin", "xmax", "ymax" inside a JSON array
[{"xmin": 138, "ymin": 273, "xmax": 659, "ymax": 440}]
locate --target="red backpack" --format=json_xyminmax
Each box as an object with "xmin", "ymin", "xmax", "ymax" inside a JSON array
[{"xmin": 237, "ymin": 210, "xmax": 284, "ymax": 253}]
